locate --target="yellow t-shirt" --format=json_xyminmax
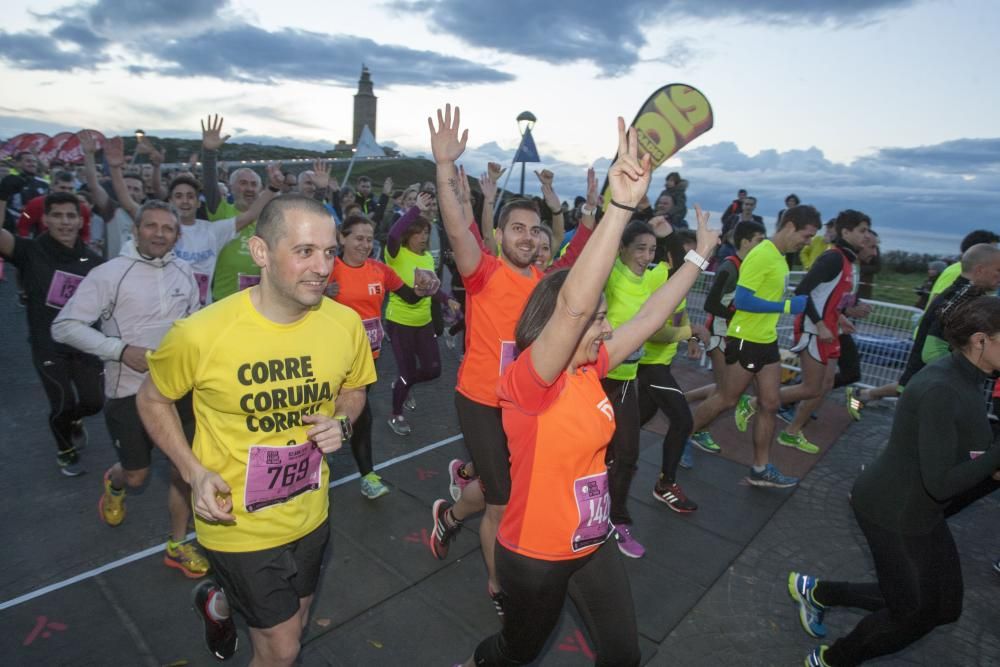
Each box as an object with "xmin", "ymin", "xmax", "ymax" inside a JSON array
[
  {"xmin": 147, "ymin": 289, "xmax": 377, "ymax": 552},
  {"xmin": 728, "ymin": 239, "xmax": 788, "ymax": 344},
  {"xmin": 385, "ymin": 245, "xmax": 434, "ymax": 327}
]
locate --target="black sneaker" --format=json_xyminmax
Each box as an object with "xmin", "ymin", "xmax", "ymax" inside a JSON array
[
  {"xmin": 652, "ymin": 480, "xmax": 698, "ymax": 513},
  {"xmin": 429, "ymin": 499, "xmax": 461, "ymax": 560},
  {"xmin": 191, "ymin": 580, "xmax": 238, "ymax": 661},
  {"xmin": 70, "ymin": 419, "xmax": 88, "ymax": 452},
  {"xmin": 57, "ymin": 450, "xmax": 85, "ymax": 477}
]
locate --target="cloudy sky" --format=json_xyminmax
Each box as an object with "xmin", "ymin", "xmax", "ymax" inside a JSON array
[{"xmin": 1, "ymin": 0, "xmax": 998, "ymax": 252}]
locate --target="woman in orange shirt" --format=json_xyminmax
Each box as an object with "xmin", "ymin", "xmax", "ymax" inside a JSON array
[
  {"xmin": 457, "ymin": 119, "xmax": 719, "ymax": 666},
  {"xmin": 326, "ymin": 215, "xmax": 429, "ymax": 499}
]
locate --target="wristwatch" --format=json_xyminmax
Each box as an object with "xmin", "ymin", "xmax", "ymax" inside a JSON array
[
  {"xmin": 581, "ymin": 203, "xmax": 597, "ymax": 216},
  {"xmin": 684, "ymin": 250, "xmax": 709, "ymax": 270},
  {"xmin": 334, "ymin": 415, "xmax": 353, "ymax": 441}
]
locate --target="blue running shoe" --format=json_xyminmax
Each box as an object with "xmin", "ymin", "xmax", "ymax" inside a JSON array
[
  {"xmin": 804, "ymin": 645, "xmax": 831, "ymax": 667},
  {"xmin": 679, "ymin": 439, "xmax": 694, "ymax": 469},
  {"xmin": 776, "ymin": 404, "xmax": 797, "ymax": 424},
  {"xmin": 788, "ymin": 571, "xmax": 826, "ymax": 637},
  {"xmin": 690, "ymin": 430, "xmax": 721, "ymax": 454},
  {"xmin": 748, "ymin": 463, "xmax": 799, "ymax": 488}
]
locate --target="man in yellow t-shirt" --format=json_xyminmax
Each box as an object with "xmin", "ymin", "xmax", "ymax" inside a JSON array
[{"xmin": 137, "ymin": 195, "xmax": 375, "ymax": 664}]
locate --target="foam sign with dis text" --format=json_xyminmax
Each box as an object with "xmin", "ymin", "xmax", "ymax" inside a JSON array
[{"xmin": 602, "ymin": 84, "xmax": 713, "ymax": 208}]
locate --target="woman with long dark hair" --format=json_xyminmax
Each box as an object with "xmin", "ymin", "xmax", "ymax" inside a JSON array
[
  {"xmin": 458, "ymin": 119, "xmax": 718, "ymax": 666},
  {"xmin": 789, "ymin": 295, "xmax": 1000, "ymax": 666}
]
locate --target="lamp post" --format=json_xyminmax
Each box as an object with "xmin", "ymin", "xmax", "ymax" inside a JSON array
[{"xmin": 516, "ymin": 111, "xmax": 536, "ymax": 195}]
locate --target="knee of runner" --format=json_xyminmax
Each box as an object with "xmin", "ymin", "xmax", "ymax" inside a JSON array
[
  {"xmin": 123, "ymin": 467, "xmax": 149, "ymax": 488},
  {"xmin": 756, "ymin": 393, "xmax": 781, "ymax": 413},
  {"xmin": 257, "ymin": 629, "xmax": 302, "ymax": 664}
]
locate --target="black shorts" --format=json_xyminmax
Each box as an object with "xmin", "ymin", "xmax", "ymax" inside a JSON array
[
  {"xmin": 455, "ymin": 392, "xmax": 510, "ymax": 506},
  {"xmin": 724, "ymin": 337, "xmax": 780, "ymax": 373},
  {"xmin": 205, "ymin": 521, "xmax": 331, "ymax": 629},
  {"xmin": 105, "ymin": 393, "xmax": 195, "ymax": 470}
]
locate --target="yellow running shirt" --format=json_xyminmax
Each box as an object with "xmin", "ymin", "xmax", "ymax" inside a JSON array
[
  {"xmin": 385, "ymin": 245, "xmax": 434, "ymax": 327},
  {"xmin": 147, "ymin": 289, "xmax": 376, "ymax": 552},
  {"xmin": 728, "ymin": 239, "xmax": 788, "ymax": 344}
]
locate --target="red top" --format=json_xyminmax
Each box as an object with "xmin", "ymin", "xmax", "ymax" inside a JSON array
[
  {"xmin": 497, "ymin": 344, "xmax": 615, "ymax": 561},
  {"xmin": 17, "ymin": 195, "xmax": 92, "ymax": 242},
  {"xmin": 328, "ymin": 258, "xmax": 403, "ymax": 359}
]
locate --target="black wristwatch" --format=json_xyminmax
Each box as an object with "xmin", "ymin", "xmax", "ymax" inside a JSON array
[{"xmin": 334, "ymin": 415, "xmax": 352, "ymax": 441}]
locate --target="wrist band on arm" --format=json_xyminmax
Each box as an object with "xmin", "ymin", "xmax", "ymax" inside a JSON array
[
  {"xmin": 683, "ymin": 249, "xmax": 709, "ymax": 271},
  {"xmin": 783, "ymin": 299, "xmax": 792, "ymax": 314},
  {"xmin": 609, "ymin": 199, "xmax": 638, "ymax": 213}
]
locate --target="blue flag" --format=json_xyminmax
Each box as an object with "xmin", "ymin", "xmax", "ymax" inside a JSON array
[{"xmin": 513, "ymin": 128, "xmax": 540, "ymax": 163}]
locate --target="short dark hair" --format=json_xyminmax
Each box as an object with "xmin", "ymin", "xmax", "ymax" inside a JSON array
[
  {"xmin": 785, "ymin": 193, "xmax": 800, "ymax": 206},
  {"xmin": 834, "ymin": 209, "xmax": 871, "ymax": 237},
  {"xmin": 53, "ymin": 170, "xmax": 75, "ymax": 184},
  {"xmin": 357, "ymin": 176, "xmax": 371, "ymax": 184},
  {"xmin": 734, "ymin": 220, "xmax": 767, "ymax": 248},
  {"xmin": 255, "ymin": 194, "xmax": 331, "ymax": 247},
  {"xmin": 44, "ymin": 191, "xmax": 80, "ymax": 215},
  {"xmin": 497, "ymin": 199, "xmax": 540, "ymax": 230},
  {"xmin": 960, "ymin": 229, "xmax": 1000, "ymax": 253},
  {"xmin": 515, "ymin": 269, "xmax": 570, "ymax": 351},
  {"xmin": 779, "ymin": 204, "xmax": 821, "ymax": 231},
  {"xmin": 400, "ymin": 216, "xmax": 432, "ymax": 247},
  {"xmin": 168, "ymin": 174, "xmax": 201, "ymax": 197},
  {"xmin": 340, "ymin": 214, "xmax": 374, "ymax": 237},
  {"xmin": 943, "ymin": 296, "xmax": 1000, "ymax": 349},
  {"xmin": 622, "ymin": 220, "xmax": 655, "ymax": 247}
]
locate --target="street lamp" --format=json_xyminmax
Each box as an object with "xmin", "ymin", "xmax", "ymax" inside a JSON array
[{"xmin": 516, "ymin": 111, "xmax": 536, "ymax": 195}]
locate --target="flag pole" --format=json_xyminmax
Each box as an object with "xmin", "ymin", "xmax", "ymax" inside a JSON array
[{"xmin": 494, "ymin": 134, "xmax": 525, "ymax": 217}]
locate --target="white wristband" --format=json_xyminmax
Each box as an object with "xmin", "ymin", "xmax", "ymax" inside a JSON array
[{"xmin": 684, "ymin": 249, "xmax": 709, "ymax": 270}]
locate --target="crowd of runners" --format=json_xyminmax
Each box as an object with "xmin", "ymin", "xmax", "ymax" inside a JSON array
[{"xmin": 2, "ymin": 107, "xmax": 999, "ymax": 667}]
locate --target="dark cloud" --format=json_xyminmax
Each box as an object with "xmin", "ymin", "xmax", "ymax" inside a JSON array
[
  {"xmin": 50, "ymin": 23, "xmax": 108, "ymax": 50},
  {"xmin": 870, "ymin": 138, "xmax": 1000, "ymax": 173},
  {"xmin": 81, "ymin": 0, "xmax": 227, "ymax": 32},
  {"xmin": 0, "ymin": 30, "xmax": 103, "ymax": 70},
  {"xmin": 399, "ymin": 0, "xmax": 914, "ymax": 74}
]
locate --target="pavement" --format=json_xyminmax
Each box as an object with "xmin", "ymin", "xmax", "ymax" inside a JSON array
[{"xmin": 1, "ymin": 277, "xmax": 998, "ymax": 667}]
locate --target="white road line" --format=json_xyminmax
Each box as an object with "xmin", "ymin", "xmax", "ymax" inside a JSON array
[{"xmin": 0, "ymin": 433, "xmax": 463, "ymax": 612}]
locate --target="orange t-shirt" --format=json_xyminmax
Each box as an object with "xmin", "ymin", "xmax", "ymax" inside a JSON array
[
  {"xmin": 496, "ymin": 344, "xmax": 615, "ymax": 561},
  {"xmin": 457, "ymin": 253, "xmax": 542, "ymax": 407},
  {"xmin": 328, "ymin": 258, "xmax": 403, "ymax": 359}
]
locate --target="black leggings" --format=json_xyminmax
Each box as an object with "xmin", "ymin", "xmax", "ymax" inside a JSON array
[
  {"xmin": 815, "ymin": 508, "xmax": 965, "ymax": 666},
  {"xmin": 834, "ymin": 333, "xmax": 861, "ymax": 389},
  {"xmin": 387, "ymin": 321, "xmax": 441, "ymax": 416},
  {"xmin": 600, "ymin": 378, "xmax": 639, "ymax": 526},
  {"xmin": 473, "ymin": 540, "xmax": 640, "ymax": 666},
  {"xmin": 637, "ymin": 363, "xmax": 693, "ymax": 484},
  {"xmin": 351, "ymin": 383, "xmax": 375, "ymax": 476},
  {"xmin": 32, "ymin": 347, "xmax": 104, "ymax": 457}
]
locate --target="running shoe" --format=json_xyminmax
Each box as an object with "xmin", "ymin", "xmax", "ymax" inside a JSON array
[
  {"xmin": 846, "ymin": 386, "xmax": 865, "ymax": 422},
  {"xmin": 652, "ymin": 480, "xmax": 698, "ymax": 513},
  {"xmin": 430, "ymin": 499, "xmax": 462, "ymax": 560},
  {"xmin": 778, "ymin": 431, "xmax": 820, "ymax": 455},
  {"xmin": 690, "ymin": 430, "xmax": 721, "ymax": 454},
  {"xmin": 448, "ymin": 459, "xmax": 472, "ymax": 502},
  {"xmin": 57, "ymin": 451, "xmax": 85, "ymax": 477},
  {"xmin": 747, "ymin": 464, "xmax": 799, "ymax": 489},
  {"xmin": 70, "ymin": 419, "xmax": 88, "ymax": 451},
  {"xmin": 360, "ymin": 472, "xmax": 390, "ymax": 499},
  {"xmin": 804, "ymin": 645, "xmax": 832, "ymax": 667},
  {"xmin": 387, "ymin": 415, "xmax": 412, "ymax": 436},
  {"xmin": 99, "ymin": 469, "xmax": 126, "ymax": 526},
  {"xmin": 488, "ymin": 586, "xmax": 507, "ymax": 621},
  {"xmin": 787, "ymin": 571, "xmax": 827, "ymax": 638},
  {"xmin": 611, "ymin": 523, "xmax": 645, "ymax": 558},
  {"xmin": 679, "ymin": 440, "xmax": 694, "ymax": 470},
  {"xmin": 191, "ymin": 580, "xmax": 238, "ymax": 661},
  {"xmin": 404, "ymin": 394, "xmax": 417, "ymax": 412},
  {"xmin": 993, "ymin": 558, "xmax": 1000, "ymax": 576},
  {"xmin": 165, "ymin": 540, "xmax": 211, "ymax": 578},
  {"xmin": 776, "ymin": 404, "xmax": 797, "ymax": 424},
  {"xmin": 735, "ymin": 393, "xmax": 756, "ymax": 432}
]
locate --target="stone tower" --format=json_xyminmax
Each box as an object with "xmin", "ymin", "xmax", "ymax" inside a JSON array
[{"xmin": 353, "ymin": 65, "xmax": 377, "ymax": 146}]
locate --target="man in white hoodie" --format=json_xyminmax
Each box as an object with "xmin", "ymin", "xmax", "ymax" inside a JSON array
[{"xmin": 52, "ymin": 199, "xmax": 210, "ymax": 579}]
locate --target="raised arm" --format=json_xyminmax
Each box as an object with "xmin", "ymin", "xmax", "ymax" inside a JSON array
[
  {"xmin": 429, "ymin": 104, "xmax": 482, "ymax": 277},
  {"xmin": 529, "ymin": 120, "xmax": 651, "ymax": 382},
  {"xmin": 78, "ymin": 130, "xmax": 112, "ymax": 217},
  {"xmin": 607, "ymin": 205, "xmax": 719, "ymax": 368},
  {"xmin": 549, "ymin": 167, "xmax": 598, "ymax": 271},
  {"xmin": 136, "ymin": 138, "xmax": 167, "ymax": 200},
  {"xmin": 536, "ymin": 168, "xmax": 565, "ymax": 251},
  {"xmin": 477, "ymin": 165, "xmax": 500, "ymax": 255},
  {"xmin": 386, "ymin": 192, "xmax": 432, "ymax": 258},
  {"xmin": 104, "ymin": 137, "xmax": 140, "ymax": 220},
  {"xmin": 200, "ymin": 114, "xmax": 230, "ymax": 215}
]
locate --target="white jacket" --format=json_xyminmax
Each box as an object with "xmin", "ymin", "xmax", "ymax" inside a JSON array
[{"xmin": 52, "ymin": 242, "xmax": 200, "ymax": 398}]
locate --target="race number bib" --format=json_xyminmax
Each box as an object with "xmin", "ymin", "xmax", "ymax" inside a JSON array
[
  {"xmin": 194, "ymin": 272, "xmax": 210, "ymax": 305},
  {"xmin": 571, "ymin": 472, "xmax": 611, "ymax": 552},
  {"xmin": 45, "ymin": 270, "xmax": 83, "ymax": 309},
  {"xmin": 244, "ymin": 442, "xmax": 323, "ymax": 513},
  {"xmin": 362, "ymin": 317, "xmax": 384, "ymax": 352},
  {"xmin": 237, "ymin": 273, "xmax": 260, "ymax": 291},
  {"xmin": 499, "ymin": 341, "xmax": 517, "ymax": 376}
]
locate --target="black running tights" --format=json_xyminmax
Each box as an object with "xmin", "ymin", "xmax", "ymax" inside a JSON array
[{"xmin": 637, "ymin": 363, "xmax": 693, "ymax": 484}]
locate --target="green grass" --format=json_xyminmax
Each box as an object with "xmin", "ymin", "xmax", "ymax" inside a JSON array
[{"xmin": 869, "ymin": 270, "xmax": 927, "ymax": 308}]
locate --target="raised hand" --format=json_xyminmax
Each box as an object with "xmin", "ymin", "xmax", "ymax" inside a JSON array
[
  {"xmin": 455, "ymin": 164, "xmax": 471, "ymax": 204},
  {"xmin": 585, "ymin": 167, "xmax": 599, "ymax": 208},
  {"xmin": 77, "ymin": 129, "xmax": 99, "ymax": 155},
  {"xmin": 311, "ymin": 159, "xmax": 331, "ymax": 190},
  {"xmin": 479, "ymin": 170, "xmax": 498, "ymax": 203},
  {"xmin": 201, "ymin": 114, "xmax": 230, "ymax": 151},
  {"xmin": 692, "ymin": 204, "xmax": 721, "ymax": 258},
  {"xmin": 535, "ymin": 169, "xmax": 561, "ymax": 212},
  {"xmin": 415, "ymin": 191, "xmax": 434, "ymax": 212},
  {"xmin": 487, "ymin": 161, "xmax": 505, "ymax": 182},
  {"xmin": 103, "ymin": 136, "xmax": 126, "ymax": 168},
  {"xmin": 266, "ymin": 163, "xmax": 284, "ymax": 190},
  {"xmin": 648, "ymin": 215, "xmax": 673, "ymax": 238},
  {"xmin": 606, "ymin": 118, "xmax": 651, "ymax": 208},
  {"xmin": 427, "ymin": 103, "xmax": 468, "ymax": 163}
]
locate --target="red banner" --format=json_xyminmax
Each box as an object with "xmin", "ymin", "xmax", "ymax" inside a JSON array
[{"xmin": 38, "ymin": 132, "xmax": 75, "ymax": 163}]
